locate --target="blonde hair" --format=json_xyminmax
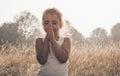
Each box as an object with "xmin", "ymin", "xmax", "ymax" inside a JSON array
[{"xmin": 42, "ymin": 8, "xmax": 63, "ymax": 28}]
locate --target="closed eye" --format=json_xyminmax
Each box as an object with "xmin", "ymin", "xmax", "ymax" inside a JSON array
[
  {"xmin": 44, "ymin": 20, "xmax": 49, "ymax": 25},
  {"xmin": 52, "ymin": 20, "xmax": 57, "ymax": 25}
]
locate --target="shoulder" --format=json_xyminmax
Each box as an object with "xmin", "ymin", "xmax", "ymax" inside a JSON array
[
  {"xmin": 36, "ymin": 38, "xmax": 43, "ymax": 41},
  {"xmin": 63, "ymin": 37, "xmax": 71, "ymax": 44},
  {"xmin": 36, "ymin": 38, "xmax": 43, "ymax": 44},
  {"xmin": 64, "ymin": 37, "xmax": 71, "ymax": 42}
]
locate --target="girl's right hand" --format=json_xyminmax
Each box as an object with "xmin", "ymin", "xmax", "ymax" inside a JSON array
[
  {"xmin": 45, "ymin": 33, "xmax": 49, "ymax": 41},
  {"xmin": 46, "ymin": 25, "xmax": 54, "ymax": 41}
]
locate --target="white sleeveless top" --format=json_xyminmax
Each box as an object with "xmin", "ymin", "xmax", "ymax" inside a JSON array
[{"xmin": 38, "ymin": 37, "xmax": 68, "ymax": 76}]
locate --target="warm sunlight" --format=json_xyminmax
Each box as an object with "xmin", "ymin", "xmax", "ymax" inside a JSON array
[
  {"xmin": 0, "ymin": 0, "xmax": 120, "ymax": 76},
  {"xmin": 0, "ymin": 0, "xmax": 120, "ymax": 37}
]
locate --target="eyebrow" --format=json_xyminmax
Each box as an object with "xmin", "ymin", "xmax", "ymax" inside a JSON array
[
  {"xmin": 44, "ymin": 20, "xmax": 49, "ymax": 22},
  {"xmin": 52, "ymin": 20, "xmax": 57, "ymax": 22},
  {"xmin": 44, "ymin": 20, "xmax": 57, "ymax": 22}
]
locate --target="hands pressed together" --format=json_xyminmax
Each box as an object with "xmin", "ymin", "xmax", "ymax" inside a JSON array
[{"xmin": 46, "ymin": 26, "xmax": 56, "ymax": 42}]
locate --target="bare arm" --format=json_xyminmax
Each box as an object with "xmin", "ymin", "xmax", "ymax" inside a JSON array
[
  {"xmin": 35, "ymin": 34, "xmax": 49, "ymax": 65},
  {"xmin": 50, "ymin": 37, "xmax": 71, "ymax": 63}
]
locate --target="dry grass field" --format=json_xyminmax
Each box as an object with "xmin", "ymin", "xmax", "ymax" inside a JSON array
[{"xmin": 0, "ymin": 44, "xmax": 120, "ymax": 76}]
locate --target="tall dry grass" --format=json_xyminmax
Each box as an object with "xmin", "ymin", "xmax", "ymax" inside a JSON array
[
  {"xmin": 0, "ymin": 44, "xmax": 39, "ymax": 76},
  {"xmin": 0, "ymin": 44, "xmax": 120, "ymax": 76}
]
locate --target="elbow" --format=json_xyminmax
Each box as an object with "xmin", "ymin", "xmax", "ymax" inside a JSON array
[
  {"xmin": 39, "ymin": 61, "xmax": 46, "ymax": 65},
  {"xmin": 59, "ymin": 56, "xmax": 68, "ymax": 63},
  {"xmin": 59, "ymin": 59, "xmax": 67, "ymax": 64},
  {"xmin": 36, "ymin": 56, "xmax": 47, "ymax": 65}
]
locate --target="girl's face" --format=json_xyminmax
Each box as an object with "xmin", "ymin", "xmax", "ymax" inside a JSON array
[{"xmin": 43, "ymin": 13, "xmax": 61, "ymax": 33}]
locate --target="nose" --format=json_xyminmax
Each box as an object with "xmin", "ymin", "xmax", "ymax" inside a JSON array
[
  {"xmin": 49, "ymin": 22, "xmax": 53, "ymax": 29},
  {"xmin": 49, "ymin": 22, "xmax": 52, "ymax": 26}
]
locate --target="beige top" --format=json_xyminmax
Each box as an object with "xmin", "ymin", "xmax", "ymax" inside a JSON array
[{"xmin": 38, "ymin": 37, "xmax": 68, "ymax": 76}]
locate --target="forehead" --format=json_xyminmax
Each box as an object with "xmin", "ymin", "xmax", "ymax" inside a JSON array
[{"xmin": 44, "ymin": 13, "xmax": 59, "ymax": 21}]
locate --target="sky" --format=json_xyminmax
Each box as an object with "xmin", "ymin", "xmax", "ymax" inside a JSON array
[{"xmin": 0, "ymin": 0, "xmax": 120, "ymax": 37}]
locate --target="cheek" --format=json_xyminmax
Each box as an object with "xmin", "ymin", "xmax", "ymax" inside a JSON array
[
  {"xmin": 44, "ymin": 29, "xmax": 47, "ymax": 33},
  {"xmin": 53, "ymin": 26, "xmax": 59, "ymax": 32},
  {"xmin": 43, "ymin": 26, "xmax": 48, "ymax": 32}
]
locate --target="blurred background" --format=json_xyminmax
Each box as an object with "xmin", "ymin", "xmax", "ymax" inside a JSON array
[{"xmin": 0, "ymin": 0, "xmax": 120, "ymax": 76}]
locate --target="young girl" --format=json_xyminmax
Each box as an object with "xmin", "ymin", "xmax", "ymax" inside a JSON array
[{"xmin": 35, "ymin": 8, "xmax": 71, "ymax": 76}]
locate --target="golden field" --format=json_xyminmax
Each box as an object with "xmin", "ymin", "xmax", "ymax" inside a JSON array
[{"xmin": 0, "ymin": 44, "xmax": 120, "ymax": 76}]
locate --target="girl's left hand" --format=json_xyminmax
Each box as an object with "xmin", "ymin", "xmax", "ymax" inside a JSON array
[{"xmin": 48, "ymin": 26, "xmax": 55, "ymax": 41}]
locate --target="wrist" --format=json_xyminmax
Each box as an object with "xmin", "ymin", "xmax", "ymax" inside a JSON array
[
  {"xmin": 45, "ymin": 35, "xmax": 49, "ymax": 41},
  {"xmin": 50, "ymin": 38, "xmax": 56, "ymax": 43}
]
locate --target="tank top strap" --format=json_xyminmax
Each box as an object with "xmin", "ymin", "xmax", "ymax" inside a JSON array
[{"xmin": 56, "ymin": 36, "xmax": 65, "ymax": 46}]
